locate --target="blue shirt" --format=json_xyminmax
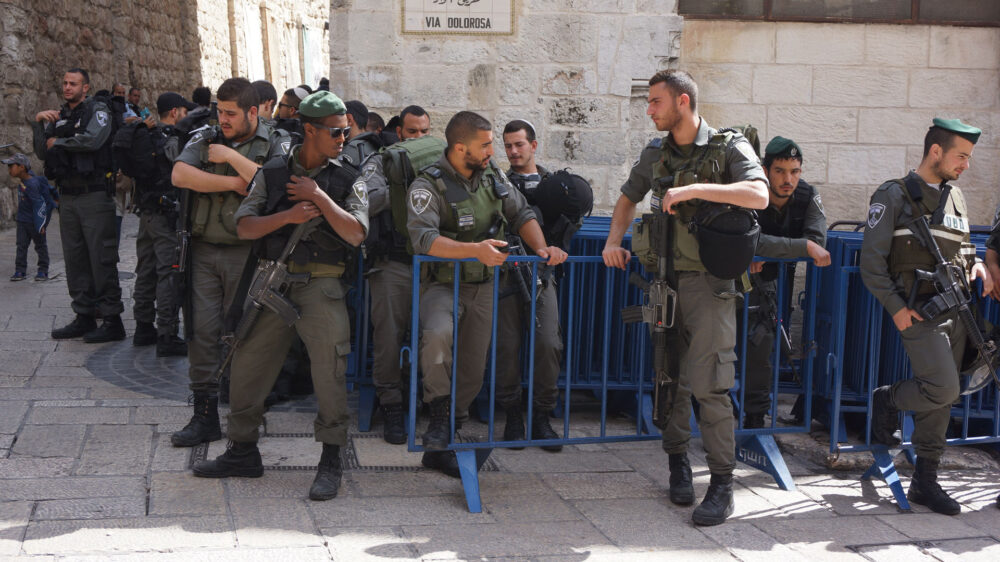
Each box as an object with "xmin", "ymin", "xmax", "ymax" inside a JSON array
[{"xmin": 17, "ymin": 173, "xmax": 57, "ymax": 233}]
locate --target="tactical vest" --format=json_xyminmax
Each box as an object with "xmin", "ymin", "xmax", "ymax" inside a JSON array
[
  {"xmin": 341, "ymin": 133, "xmax": 382, "ymax": 174},
  {"xmin": 44, "ymin": 98, "xmax": 114, "ymax": 186},
  {"xmin": 254, "ymin": 156, "xmax": 355, "ymax": 268},
  {"xmin": 420, "ymin": 162, "xmax": 508, "ymax": 284},
  {"xmin": 888, "ymin": 176, "xmax": 973, "ymax": 297},
  {"xmin": 757, "ymin": 180, "xmax": 814, "ymax": 238},
  {"xmin": 190, "ymin": 124, "xmax": 288, "ymax": 245},
  {"xmin": 134, "ymin": 126, "xmax": 180, "ymax": 212},
  {"xmin": 380, "ymin": 136, "xmax": 447, "ymax": 258},
  {"xmin": 507, "ymin": 165, "xmax": 550, "ymax": 208},
  {"xmin": 649, "ymin": 129, "xmax": 742, "ymax": 272}
]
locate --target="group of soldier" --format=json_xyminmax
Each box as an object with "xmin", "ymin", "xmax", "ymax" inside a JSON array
[{"xmin": 25, "ymin": 65, "xmax": 998, "ymax": 526}]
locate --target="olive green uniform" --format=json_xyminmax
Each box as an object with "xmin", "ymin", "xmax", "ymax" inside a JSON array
[
  {"xmin": 175, "ymin": 120, "xmax": 290, "ymax": 392},
  {"xmin": 622, "ymin": 119, "xmax": 768, "ymax": 474},
  {"xmin": 860, "ymin": 171, "xmax": 976, "ymax": 461},
  {"xmin": 407, "ymin": 155, "xmax": 536, "ymax": 421},
  {"xmin": 226, "ymin": 147, "xmax": 368, "ymax": 445}
]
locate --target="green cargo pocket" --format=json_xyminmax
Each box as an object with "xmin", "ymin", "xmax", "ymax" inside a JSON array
[
  {"xmin": 320, "ymin": 279, "xmax": 347, "ymax": 301},
  {"xmin": 631, "ymin": 220, "xmax": 656, "ymax": 271},
  {"xmin": 219, "ymin": 194, "xmax": 242, "ymax": 236},
  {"xmin": 191, "ymin": 194, "xmax": 211, "ymax": 237},
  {"xmin": 101, "ymin": 239, "xmax": 119, "ymax": 265},
  {"xmin": 715, "ymin": 349, "xmax": 738, "ymax": 391}
]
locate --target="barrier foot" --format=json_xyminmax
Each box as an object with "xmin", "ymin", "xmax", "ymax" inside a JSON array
[
  {"xmin": 640, "ymin": 392, "xmax": 657, "ymax": 435},
  {"xmin": 456, "ymin": 448, "xmax": 493, "ymax": 513},
  {"xmin": 357, "ymin": 384, "xmax": 377, "ymax": 433},
  {"xmin": 862, "ymin": 446, "xmax": 911, "ymax": 510},
  {"xmin": 735, "ymin": 434, "xmax": 795, "ymax": 491}
]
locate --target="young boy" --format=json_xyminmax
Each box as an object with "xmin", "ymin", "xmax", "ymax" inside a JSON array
[{"xmin": 3, "ymin": 153, "xmax": 56, "ymax": 281}]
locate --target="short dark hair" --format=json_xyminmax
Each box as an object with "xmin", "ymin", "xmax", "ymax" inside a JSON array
[
  {"xmin": 95, "ymin": 89, "xmax": 111, "ymax": 98},
  {"xmin": 345, "ymin": 100, "xmax": 369, "ymax": 130},
  {"xmin": 66, "ymin": 68, "xmax": 90, "ymax": 84},
  {"xmin": 503, "ymin": 119, "xmax": 536, "ymax": 143},
  {"xmin": 399, "ymin": 105, "xmax": 428, "ymax": 124},
  {"xmin": 216, "ymin": 78, "xmax": 259, "ymax": 112},
  {"xmin": 128, "ymin": 87, "xmax": 140, "ymax": 96},
  {"xmin": 192, "ymin": 86, "xmax": 211, "ymax": 106},
  {"xmin": 923, "ymin": 126, "xmax": 958, "ymax": 158},
  {"xmin": 649, "ymin": 69, "xmax": 698, "ymax": 112},
  {"xmin": 762, "ymin": 153, "xmax": 802, "ymax": 170},
  {"xmin": 251, "ymin": 80, "xmax": 277, "ymax": 103},
  {"xmin": 445, "ymin": 111, "xmax": 491, "ymax": 148},
  {"xmin": 367, "ymin": 111, "xmax": 385, "ymax": 130}
]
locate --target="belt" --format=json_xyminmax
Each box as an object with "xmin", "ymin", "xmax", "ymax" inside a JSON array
[{"xmin": 288, "ymin": 261, "xmax": 345, "ymax": 278}]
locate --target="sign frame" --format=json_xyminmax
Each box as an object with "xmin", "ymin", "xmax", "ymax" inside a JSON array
[{"xmin": 401, "ymin": 0, "xmax": 516, "ymax": 36}]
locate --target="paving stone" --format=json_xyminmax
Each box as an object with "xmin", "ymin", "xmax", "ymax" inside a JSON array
[
  {"xmin": 259, "ymin": 411, "xmax": 319, "ymax": 434},
  {"xmin": 797, "ymin": 475, "xmax": 906, "ymax": 516},
  {"xmin": 698, "ymin": 522, "xmax": 809, "ymax": 562},
  {"xmin": 877, "ymin": 512, "xmax": 985, "ymax": 541},
  {"xmin": 224, "ymin": 470, "xmax": 323, "ymax": 499},
  {"xmin": 76, "ymin": 425, "xmax": 153, "ymax": 476},
  {"xmin": 853, "ymin": 542, "xmax": 938, "ymax": 561},
  {"xmin": 955, "ymin": 507, "xmax": 1000, "ymax": 537},
  {"xmin": 130, "ymin": 406, "xmax": 193, "ymax": 425},
  {"xmin": 757, "ymin": 515, "xmax": 910, "ymax": 558},
  {"xmin": 5, "ymin": 314, "xmax": 54, "ymax": 333},
  {"xmin": 0, "ymin": 501, "xmax": 32, "ymax": 556},
  {"xmin": 148, "ymin": 472, "xmax": 227, "ymax": 516},
  {"xmin": 537, "ymin": 552, "xmax": 732, "ymax": 562},
  {"xmin": 0, "ymin": 401, "xmax": 28, "ymax": 433},
  {"xmin": 33, "ymin": 497, "xmax": 146, "ymax": 520},
  {"xmin": 573, "ymin": 498, "xmax": 721, "ymax": 549},
  {"xmin": 922, "ymin": 537, "xmax": 1000, "ymax": 561},
  {"xmin": 39, "ymin": 351, "xmax": 87, "ymax": 368},
  {"xmin": 149, "ymin": 434, "xmax": 191, "ymax": 472},
  {"xmin": 0, "ymin": 476, "xmax": 145, "ymax": 500},
  {"xmin": 541, "ymin": 471, "xmax": 661, "ymax": 500},
  {"xmin": 0, "ymin": 434, "xmax": 13, "ymax": 449},
  {"xmin": 21, "ymin": 516, "xmax": 234, "ymax": 554},
  {"xmin": 34, "ymin": 400, "xmax": 98, "ymax": 407},
  {"xmin": 10, "ymin": 425, "xmax": 86, "ymax": 458},
  {"xmin": 348, "ymin": 470, "xmax": 456, "ymax": 497},
  {"xmin": 737, "ymin": 473, "xmax": 838, "ymax": 518},
  {"xmin": 0, "ymin": 376, "xmax": 29, "ymax": 387},
  {"xmin": 308, "ymin": 496, "xmax": 494, "ymax": 527},
  {"xmin": 402, "ymin": 521, "xmax": 616, "ymax": 559},
  {"xmin": 87, "ymin": 387, "xmax": 155, "ymax": 400},
  {"xmin": 26, "ymin": 407, "xmax": 130, "ymax": 425},
  {"xmin": 0, "ymin": 457, "xmax": 75, "ymax": 478},
  {"xmin": 0, "ymin": 388, "xmax": 89, "ymax": 401},
  {"xmin": 482, "ymin": 487, "xmax": 583, "ymax": 523},
  {"xmin": 492, "ymin": 449, "xmax": 633, "ymax": 473},
  {"xmin": 230, "ymin": 498, "xmax": 324, "ymax": 548},
  {"xmin": 31, "ymin": 367, "xmax": 98, "ymax": 379},
  {"xmin": 0, "ymin": 340, "xmax": 56, "ymax": 352},
  {"xmin": 322, "ymin": 526, "xmax": 420, "ymax": 561}
]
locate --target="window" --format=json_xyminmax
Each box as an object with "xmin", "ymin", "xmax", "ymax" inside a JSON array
[{"xmin": 678, "ymin": 0, "xmax": 1000, "ymax": 27}]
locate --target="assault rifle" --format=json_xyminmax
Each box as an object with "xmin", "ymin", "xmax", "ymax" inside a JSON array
[
  {"xmin": 621, "ymin": 213, "xmax": 679, "ymax": 429},
  {"xmin": 749, "ymin": 282, "xmax": 800, "ymax": 383},
  {"xmin": 906, "ymin": 215, "xmax": 1000, "ymax": 394},
  {"xmin": 211, "ymin": 218, "xmax": 320, "ymax": 382},
  {"xmin": 173, "ymin": 188, "xmax": 193, "ymax": 340}
]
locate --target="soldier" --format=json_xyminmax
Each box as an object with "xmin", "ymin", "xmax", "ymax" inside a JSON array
[
  {"xmin": 251, "ymin": 80, "xmax": 277, "ymax": 124},
  {"xmin": 340, "ymin": 100, "xmax": 383, "ymax": 172},
  {"xmin": 496, "ymin": 119, "xmax": 561, "ymax": 450},
  {"xmin": 602, "ymin": 70, "xmax": 769, "ymax": 526},
  {"xmin": 33, "ymin": 67, "xmax": 126, "ymax": 343},
  {"xmin": 742, "ymin": 137, "xmax": 829, "ymax": 428},
  {"xmin": 407, "ymin": 110, "xmax": 567, "ymax": 476},
  {"xmin": 130, "ymin": 92, "xmax": 198, "ymax": 357},
  {"xmin": 192, "ymin": 91, "xmax": 367, "ymax": 501},
  {"xmin": 357, "ymin": 105, "xmax": 436, "ymax": 445},
  {"xmin": 863, "ymin": 118, "xmax": 989, "ymax": 515},
  {"xmin": 170, "ymin": 77, "xmax": 290, "ymax": 448}
]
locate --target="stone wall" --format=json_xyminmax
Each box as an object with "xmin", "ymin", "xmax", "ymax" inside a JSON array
[
  {"xmin": 329, "ymin": 0, "xmax": 683, "ymax": 210},
  {"xmin": 682, "ymin": 21, "xmax": 1000, "ymax": 226}
]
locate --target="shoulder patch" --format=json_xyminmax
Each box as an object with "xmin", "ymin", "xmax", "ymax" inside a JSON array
[
  {"xmin": 353, "ymin": 180, "xmax": 369, "ymax": 207},
  {"xmin": 647, "ymin": 137, "xmax": 663, "ymax": 149},
  {"xmin": 409, "ymin": 187, "xmax": 432, "ymax": 215},
  {"xmin": 361, "ymin": 160, "xmax": 378, "ymax": 181},
  {"xmin": 813, "ymin": 193, "xmax": 825, "ymax": 214},
  {"xmin": 342, "ymin": 153, "xmax": 354, "ymax": 165},
  {"xmin": 867, "ymin": 203, "xmax": 886, "ymax": 229},
  {"xmin": 95, "ymin": 111, "xmax": 108, "ymax": 128}
]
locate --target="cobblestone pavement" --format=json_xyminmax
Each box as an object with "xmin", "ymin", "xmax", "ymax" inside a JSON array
[{"xmin": 0, "ymin": 213, "xmax": 998, "ymax": 561}]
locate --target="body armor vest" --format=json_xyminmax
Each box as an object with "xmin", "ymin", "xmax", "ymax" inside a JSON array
[
  {"xmin": 44, "ymin": 98, "xmax": 114, "ymax": 185},
  {"xmin": 135, "ymin": 126, "xmax": 181, "ymax": 211},
  {"xmin": 341, "ymin": 133, "xmax": 382, "ymax": 174},
  {"xmin": 372, "ymin": 136, "xmax": 446, "ymax": 260},
  {"xmin": 255, "ymin": 156, "xmax": 355, "ymax": 267},
  {"xmin": 756, "ymin": 180, "xmax": 815, "ymax": 282}
]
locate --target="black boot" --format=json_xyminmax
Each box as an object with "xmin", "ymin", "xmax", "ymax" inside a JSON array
[
  {"xmin": 743, "ymin": 413, "xmax": 765, "ymax": 429},
  {"xmin": 531, "ymin": 407, "xmax": 562, "ymax": 452},
  {"xmin": 382, "ymin": 402, "xmax": 407, "ymax": 445},
  {"xmin": 132, "ymin": 321, "xmax": 157, "ymax": 346},
  {"xmin": 171, "ymin": 392, "xmax": 222, "ymax": 447},
  {"xmin": 192, "ymin": 441, "xmax": 263, "ymax": 478},
  {"xmin": 83, "ymin": 315, "xmax": 126, "ymax": 343},
  {"xmin": 907, "ymin": 457, "xmax": 960, "ymax": 515},
  {"xmin": 871, "ymin": 385, "xmax": 901, "ymax": 447},
  {"xmin": 156, "ymin": 334, "xmax": 188, "ymax": 357},
  {"xmin": 668, "ymin": 453, "xmax": 695, "ymax": 506},
  {"xmin": 52, "ymin": 314, "xmax": 97, "ymax": 340},
  {"xmin": 502, "ymin": 403, "xmax": 525, "ymax": 450},
  {"xmin": 422, "ymin": 397, "xmax": 451, "ymax": 451},
  {"xmin": 421, "ymin": 450, "xmax": 460, "ymax": 478},
  {"xmin": 692, "ymin": 472, "xmax": 735, "ymax": 526},
  {"xmin": 309, "ymin": 444, "xmax": 343, "ymax": 500}
]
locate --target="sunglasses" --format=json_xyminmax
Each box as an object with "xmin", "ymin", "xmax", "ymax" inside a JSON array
[
  {"xmin": 311, "ymin": 124, "xmax": 351, "ymax": 139},
  {"xmin": 278, "ymin": 102, "xmax": 297, "ymax": 111}
]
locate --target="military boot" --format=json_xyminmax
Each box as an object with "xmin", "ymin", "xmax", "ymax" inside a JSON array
[
  {"xmin": 907, "ymin": 457, "xmax": 960, "ymax": 515},
  {"xmin": 52, "ymin": 314, "xmax": 97, "ymax": 340},
  {"xmin": 191, "ymin": 441, "xmax": 263, "ymax": 478},
  {"xmin": 502, "ymin": 403, "xmax": 525, "ymax": 449},
  {"xmin": 171, "ymin": 392, "xmax": 222, "ymax": 447},
  {"xmin": 309, "ymin": 444, "xmax": 343, "ymax": 501},
  {"xmin": 132, "ymin": 321, "xmax": 157, "ymax": 346},
  {"xmin": 692, "ymin": 472, "xmax": 735, "ymax": 526},
  {"xmin": 156, "ymin": 334, "xmax": 188, "ymax": 357},
  {"xmin": 382, "ymin": 402, "xmax": 407, "ymax": 445},
  {"xmin": 871, "ymin": 385, "xmax": 901, "ymax": 447},
  {"xmin": 83, "ymin": 315, "xmax": 126, "ymax": 343},
  {"xmin": 422, "ymin": 396, "xmax": 451, "ymax": 451},
  {"xmin": 421, "ymin": 450, "xmax": 460, "ymax": 478},
  {"xmin": 743, "ymin": 413, "xmax": 765, "ymax": 429},
  {"xmin": 668, "ymin": 453, "xmax": 695, "ymax": 506},
  {"xmin": 531, "ymin": 407, "xmax": 562, "ymax": 452}
]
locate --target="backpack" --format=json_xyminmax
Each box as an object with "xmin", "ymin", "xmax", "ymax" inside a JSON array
[
  {"xmin": 113, "ymin": 122, "xmax": 158, "ymax": 179},
  {"xmin": 383, "ymin": 136, "xmax": 447, "ymax": 243}
]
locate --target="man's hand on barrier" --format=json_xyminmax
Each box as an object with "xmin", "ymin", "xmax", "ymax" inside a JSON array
[
  {"xmin": 537, "ymin": 245, "xmax": 568, "ymax": 266},
  {"xmin": 971, "ymin": 262, "xmax": 992, "ymax": 298},
  {"xmin": 807, "ymin": 240, "xmax": 832, "ymax": 267},
  {"xmin": 476, "ymin": 239, "xmax": 509, "ymax": 267},
  {"xmin": 284, "ymin": 201, "xmax": 321, "ymax": 225},
  {"xmin": 893, "ymin": 306, "xmax": 923, "ymax": 332},
  {"xmin": 749, "ymin": 261, "xmax": 764, "ymax": 274},
  {"xmin": 602, "ymin": 244, "xmax": 631, "ymax": 270}
]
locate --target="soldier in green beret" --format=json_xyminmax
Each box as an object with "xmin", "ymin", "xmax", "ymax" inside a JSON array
[
  {"xmin": 861, "ymin": 118, "xmax": 989, "ymax": 515},
  {"xmin": 191, "ymin": 91, "xmax": 368, "ymax": 501}
]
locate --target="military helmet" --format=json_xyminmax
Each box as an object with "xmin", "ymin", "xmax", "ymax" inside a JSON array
[
  {"xmin": 689, "ymin": 203, "xmax": 760, "ymax": 280},
  {"xmin": 533, "ymin": 169, "xmax": 594, "ymax": 226}
]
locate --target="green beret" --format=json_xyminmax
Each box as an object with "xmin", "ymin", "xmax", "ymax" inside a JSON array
[
  {"xmin": 298, "ymin": 91, "xmax": 346, "ymax": 118},
  {"xmin": 764, "ymin": 136, "xmax": 802, "ymax": 160},
  {"xmin": 932, "ymin": 117, "xmax": 981, "ymax": 144}
]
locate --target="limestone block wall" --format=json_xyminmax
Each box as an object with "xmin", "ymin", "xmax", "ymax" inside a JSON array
[
  {"xmin": 330, "ymin": 0, "xmax": 682, "ymax": 210},
  {"xmin": 682, "ymin": 21, "xmax": 1000, "ymax": 226}
]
